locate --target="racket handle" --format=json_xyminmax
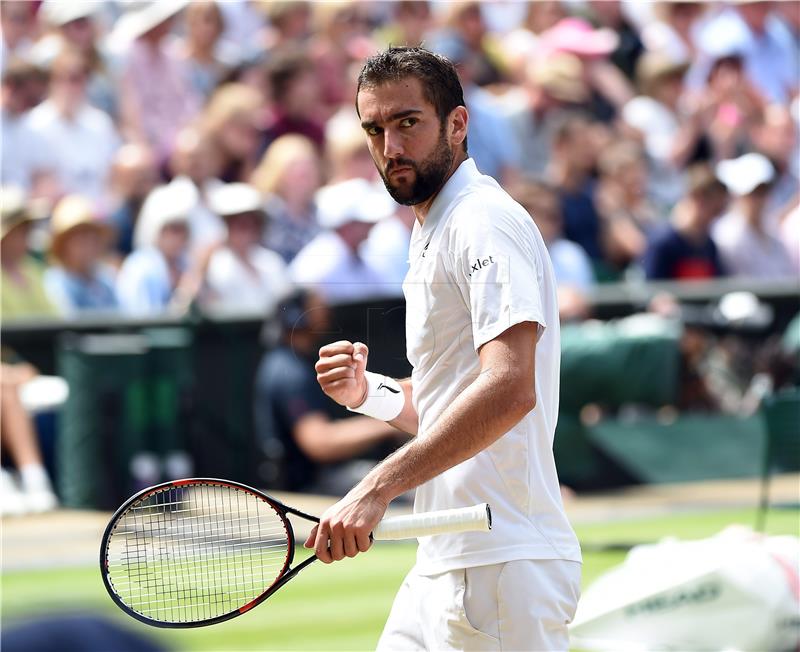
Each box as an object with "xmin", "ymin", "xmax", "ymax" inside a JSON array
[{"xmin": 372, "ymin": 504, "xmax": 492, "ymax": 541}]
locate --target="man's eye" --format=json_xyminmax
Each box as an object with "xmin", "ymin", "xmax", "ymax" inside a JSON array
[
  {"xmin": 399, "ymin": 118, "xmax": 417, "ymax": 128},
  {"xmin": 366, "ymin": 126, "xmax": 382, "ymax": 136}
]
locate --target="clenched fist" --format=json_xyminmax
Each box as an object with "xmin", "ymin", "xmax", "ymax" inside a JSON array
[{"xmin": 315, "ymin": 340, "xmax": 369, "ymax": 408}]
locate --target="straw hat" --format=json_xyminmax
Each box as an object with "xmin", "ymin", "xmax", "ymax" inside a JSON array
[
  {"xmin": 635, "ymin": 51, "xmax": 690, "ymax": 95},
  {"xmin": 0, "ymin": 187, "xmax": 46, "ymax": 240},
  {"xmin": 49, "ymin": 195, "xmax": 113, "ymax": 262},
  {"xmin": 528, "ymin": 54, "xmax": 589, "ymax": 104}
]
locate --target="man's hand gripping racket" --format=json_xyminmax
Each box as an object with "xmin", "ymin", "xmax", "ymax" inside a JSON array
[{"xmin": 100, "ymin": 478, "xmax": 491, "ymax": 628}]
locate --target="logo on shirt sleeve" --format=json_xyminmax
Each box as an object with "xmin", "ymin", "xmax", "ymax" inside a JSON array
[{"xmin": 467, "ymin": 255, "xmax": 496, "ymax": 277}]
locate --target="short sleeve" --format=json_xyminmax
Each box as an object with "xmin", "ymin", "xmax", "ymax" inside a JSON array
[{"xmin": 448, "ymin": 201, "xmax": 547, "ymax": 351}]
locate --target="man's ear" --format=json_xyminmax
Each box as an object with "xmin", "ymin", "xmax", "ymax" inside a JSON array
[{"xmin": 449, "ymin": 105, "xmax": 469, "ymax": 149}]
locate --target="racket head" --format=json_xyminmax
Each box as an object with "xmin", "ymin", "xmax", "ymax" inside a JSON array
[{"xmin": 100, "ymin": 478, "xmax": 296, "ymax": 628}]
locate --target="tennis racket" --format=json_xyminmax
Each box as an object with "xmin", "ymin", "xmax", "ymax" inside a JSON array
[{"xmin": 100, "ymin": 478, "xmax": 492, "ymax": 628}]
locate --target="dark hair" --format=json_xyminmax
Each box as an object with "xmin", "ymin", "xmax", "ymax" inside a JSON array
[
  {"xmin": 267, "ymin": 47, "xmax": 313, "ymax": 100},
  {"xmin": 356, "ymin": 46, "xmax": 468, "ymax": 151}
]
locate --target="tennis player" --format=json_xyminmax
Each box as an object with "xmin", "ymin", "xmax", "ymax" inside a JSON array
[{"xmin": 310, "ymin": 47, "xmax": 582, "ymax": 651}]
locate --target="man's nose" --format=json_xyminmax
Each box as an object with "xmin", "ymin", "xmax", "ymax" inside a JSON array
[{"xmin": 383, "ymin": 129, "xmax": 403, "ymax": 160}]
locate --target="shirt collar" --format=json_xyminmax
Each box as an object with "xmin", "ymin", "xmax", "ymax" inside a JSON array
[{"xmin": 421, "ymin": 158, "xmax": 481, "ymax": 233}]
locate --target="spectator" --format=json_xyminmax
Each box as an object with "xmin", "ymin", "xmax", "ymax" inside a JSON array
[
  {"xmin": 309, "ymin": 2, "xmax": 376, "ymax": 116},
  {"xmin": 324, "ymin": 114, "xmax": 379, "ymax": 183},
  {"xmin": 262, "ymin": 48, "xmax": 325, "ymax": 152},
  {"xmin": 260, "ymin": 1, "xmax": 312, "ymax": 52},
  {"xmin": 713, "ymin": 153, "xmax": 795, "ymax": 279},
  {"xmin": 24, "ymin": 47, "xmax": 120, "ymax": 204},
  {"xmin": 115, "ymin": 1, "xmax": 200, "ymax": 161},
  {"xmin": 0, "ymin": 187, "xmax": 57, "ymax": 320},
  {"xmin": 251, "ymin": 134, "xmax": 322, "ymax": 263},
  {"xmin": 780, "ymin": 204, "xmax": 800, "ymax": 274},
  {"xmin": 539, "ymin": 16, "xmax": 634, "ymax": 121},
  {"xmin": 0, "ymin": 189, "xmax": 60, "ymax": 515},
  {"xmin": 586, "ymin": 0, "xmax": 645, "ymax": 82},
  {"xmin": 289, "ymin": 177, "xmax": 395, "ymax": 304},
  {"xmin": 361, "ymin": 202, "xmax": 414, "ymax": 298},
  {"xmin": 107, "ymin": 143, "xmax": 160, "ymax": 259},
  {"xmin": 34, "ymin": 1, "xmax": 120, "ymax": 119},
  {"xmin": 0, "ymin": 0, "xmax": 37, "ymax": 69},
  {"xmin": 434, "ymin": 38, "xmax": 522, "ymax": 183},
  {"xmin": 501, "ymin": 0, "xmax": 565, "ymax": 78},
  {"xmin": 641, "ymin": 1, "xmax": 706, "ymax": 67},
  {"xmin": 643, "ymin": 163, "xmax": 729, "ymax": 281},
  {"xmin": 596, "ymin": 140, "xmax": 662, "ymax": 272},
  {"xmin": 546, "ymin": 112, "xmax": 605, "ymax": 263},
  {"xmin": 507, "ymin": 53, "xmax": 591, "ymax": 176},
  {"xmin": 169, "ymin": 127, "xmax": 226, "ymax": 255},
  {"xmin": 698, "ymin": 1, "xmax": 798, "ymax": 105},
  {"xmin": 218, "ymin": 1, "xmax": 266, "ymax": 60},
  {"xmin": 116, "ymin": 182, "xmax": 195, "ymax": 316},
  {"xmin": 622, "ymin": 51, "xmax": 703, "ymax": 210},
  {"xmin": 750, "ymin": 104, "xmax": 800, "ymax": 228},
  {"xmin": 43, "ymin": 195, "xmax": 118, "ymax": 316},
  {"xmin": 202, "ymin": 183, "xmax": 292, "ymax": 316},
  {"xmin": 172, "ymin": 1, "xmax": 239, "ymax": 100},
  {"xmin": 512, "ymin": 178, "xmax": 594, "ymax": 321},
  {"xmin": 254, "ymin": 289, "xmax": 404, "ymax": 493},
  {"xmin": 696, "ymin": 50, "xmax": 764, "ymax": 162},
  {"xmin": 1, "ymin": 359, "xmax": 59, "ymax": 516},
  {"xmin": 432, "ymin": 2, "xmax": 504, "ymax": 88},
  {"xmin": 202, "ymin": 82, "xmax": 264, "ymax": 183},
  {"xmin": 376, "ymin": 1, "xmax": 432, "ymax": 49},
  {"xmin": 1, "ymin": 59, "xmax": 49, "ymax": 192}
]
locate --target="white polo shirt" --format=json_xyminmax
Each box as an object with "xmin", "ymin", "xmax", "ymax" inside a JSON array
[{"xmin": 403, "ymin": 158, "xmax": 581, "ymax": 574}]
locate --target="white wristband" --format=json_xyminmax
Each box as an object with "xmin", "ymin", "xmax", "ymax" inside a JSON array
[{"xmin": 347, "ymin": 371, "xmax": 405, "ymax": 421}]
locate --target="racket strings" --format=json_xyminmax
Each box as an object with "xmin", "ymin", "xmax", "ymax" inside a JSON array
[{"xmin": 105, "ymin": 484, "xmax": 291, "ymax": 623}]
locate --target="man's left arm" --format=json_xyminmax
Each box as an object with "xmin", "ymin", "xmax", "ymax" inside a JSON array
[{"xmin": 306, "ymin": 320, "xmax": 538, "ymax": 562}]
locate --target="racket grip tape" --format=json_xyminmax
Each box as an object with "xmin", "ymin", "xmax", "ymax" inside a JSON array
[{"xmin": 372, "ymin": 503, "xmax": 492, "ymax": 540}]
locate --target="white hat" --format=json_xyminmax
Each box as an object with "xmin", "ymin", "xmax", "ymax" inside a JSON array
[
  {"xmin": 41, "ymin": 0, "xmax": 98, "ymax": 26},
  {"xmin": 315, "ymin": 178, "xmax": 396, "ymax": 230},
  {"xmin": 208, "ymin": 183, "xmax": 265, "ymax": 218},
  {"xmin": 110, "ymin": 0, "xmax": 189, "ymax": 44},
  {"xmin": 134, "ymin": 181, "xmax": 197, "ymax": 249},
  {"xmin": 715, "ymin": 153, "xmax": 775, "ymax": 197}
]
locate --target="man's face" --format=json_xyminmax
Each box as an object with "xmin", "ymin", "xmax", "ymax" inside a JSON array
[{"xmin": 357, "ymin": 77, "xmax": 455, "ymax": 206}]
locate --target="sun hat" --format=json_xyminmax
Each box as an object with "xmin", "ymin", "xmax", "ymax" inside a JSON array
[
  {"xmin": 716, "ymin": 153, "xmax": 776, "ymax": 197},
  {"xmin": 528, "ymin": 53, "xmax": 589, "ymax": 104},
  {"xmin": 208, "ymin": 183, "xmax": 266, "ymax": 219},
  {"xmin": 315, "ymin": 178, "xmax": 396, "ymax": 230},
  {"xmin": 539, "ymin": 17, "xmax": 619, "ymax": 59},
  {"xmin": 635, "ymin": 51, "xmax": 690, "ymax": 95},
  {"xmin": 40, "ymin": 0, "xmax": 98, "ymax": 27},
  {"xmin": 49, "ymin": 195, "xmax": 113, "ymax": 262},
  {"xmin": 110, "ymin": 0, "xmax": 189, "ymax": 44},
  {"xmin": 134, "ymin": 181, "xmax": 197, "ymax": 250},
  {"xmin": 0, "ymin": 186, "xmax": 46, "ymax": 240}
]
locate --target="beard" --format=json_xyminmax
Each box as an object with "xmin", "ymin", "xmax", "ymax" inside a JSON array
[{"xmin": 378, "ymin": 129, "xmax": 454, "ymax": 206}]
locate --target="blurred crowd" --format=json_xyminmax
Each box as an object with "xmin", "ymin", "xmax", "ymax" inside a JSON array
[{"xmin": 1, "ymin": 0, "xmax": 798, "ymax": 326}]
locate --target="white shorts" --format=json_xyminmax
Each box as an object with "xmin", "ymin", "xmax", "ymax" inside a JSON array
[{"xmin": 376, "ymin": 559, "xmax": 582, "ymax": 651}]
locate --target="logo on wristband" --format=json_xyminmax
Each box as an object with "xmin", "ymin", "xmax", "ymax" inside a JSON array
[{"xmin": 377, "ymin": 383, "xmax": 400, "ymax": 394}]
